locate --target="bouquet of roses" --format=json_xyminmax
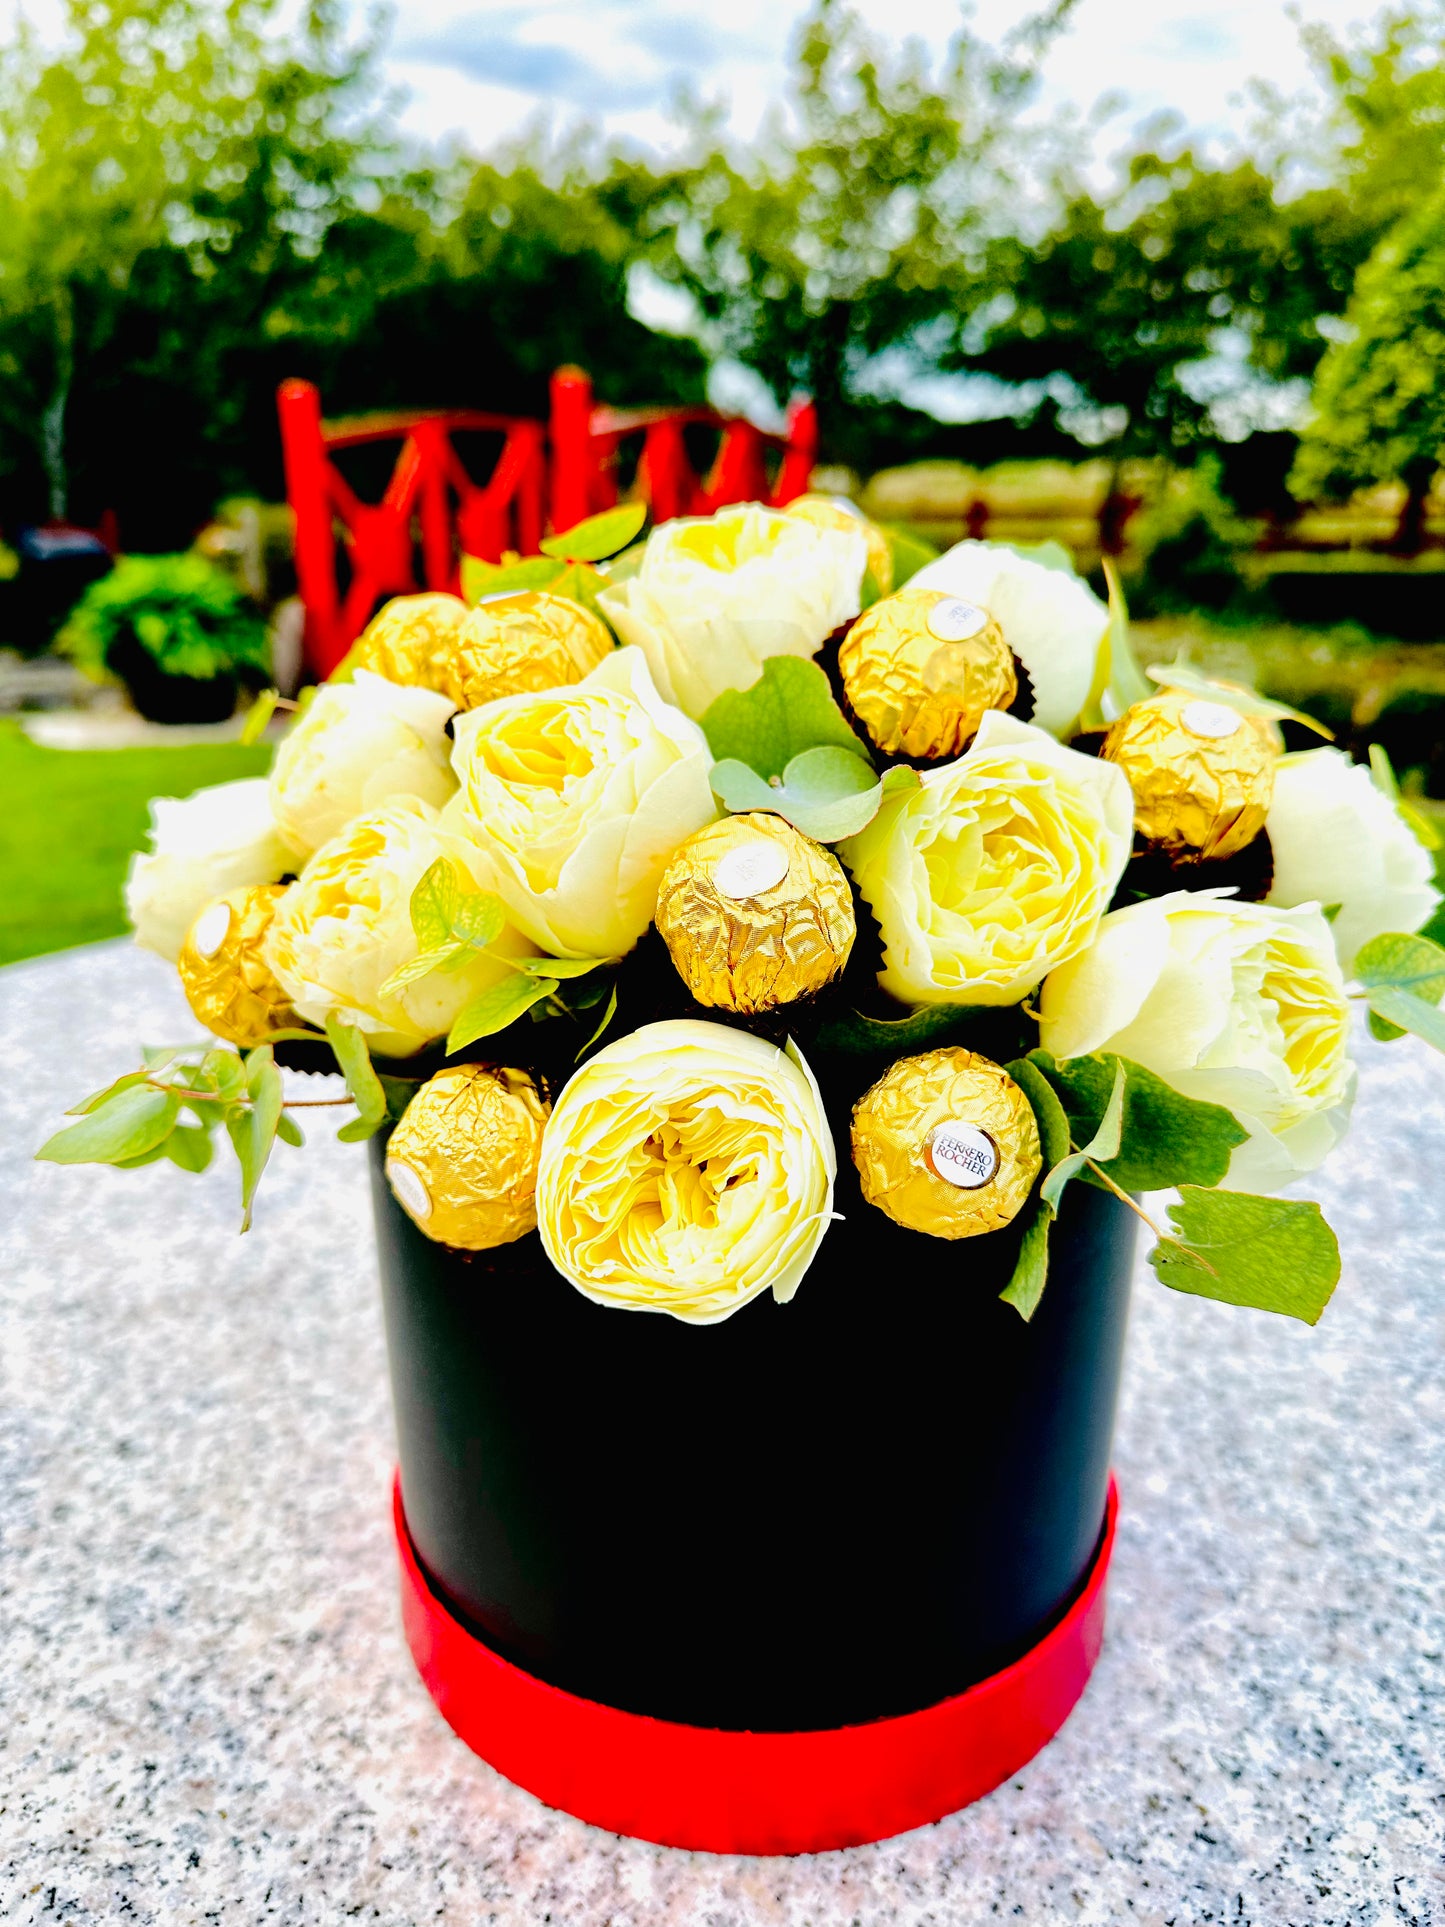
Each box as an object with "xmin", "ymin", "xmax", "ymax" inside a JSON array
[{"xmin": 40, "ymin": 494, "xmax": 1445, "ymax": 1328}]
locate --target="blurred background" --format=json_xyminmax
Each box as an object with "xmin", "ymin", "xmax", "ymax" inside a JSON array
[{"xmin": 4, "ymin": 0, "xmax": 1445, "ymax": 965}]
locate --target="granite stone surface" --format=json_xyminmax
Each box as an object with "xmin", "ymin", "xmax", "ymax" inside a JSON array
[{"xmin": 1, "ymin": 939, "xmax": 1442, "ymax": 1925}]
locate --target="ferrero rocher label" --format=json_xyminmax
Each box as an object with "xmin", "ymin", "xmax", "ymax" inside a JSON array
[
  {"xmin": 654, "ymin": 812, "xmax": 855, "ymax": 1014},
  {"xmin": 347, "ymin": 592, "xmax": 470, "ymax": 691},
  {"xmin": 1101, "ymin": 689, "xmax": 1279, "ymax": 861},
  {"xmin": 785, "ymin": 492, "xmax": 894, "ymax": 595},
  {"xmin": 384, "ymin": 1063, "xmax": 550, "ymax": 1251},
  {"xmin": 838, "ymin": 586, "xmax": 1018, "ymax": 760},
  {"xmin": 177, "ymin": 885, "xmax": 298, "ymax": 1048},
  {"xmin": 851, "ymin": 1048, "xmax": 1041, "ymax": 1239},
  {"xmin": 446, "ymin": 591, "xmax": 613, "ymax": 710}
]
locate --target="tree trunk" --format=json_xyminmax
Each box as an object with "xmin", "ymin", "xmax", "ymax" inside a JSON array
[
  {"xmin": 1390, "ymin": 458, "xmax": 1433, "ymax": 558},
  {"xmin": 40, "ymin": 287, "xmax": 73, "ymax": 524}
]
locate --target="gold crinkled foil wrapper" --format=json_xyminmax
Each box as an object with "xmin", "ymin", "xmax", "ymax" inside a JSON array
[
  {"xmin": 851, "ymin": 1047, "xmax": 1042, "ymax": 1239},
  {"xmin": 839, "ymin": 587, "xmax": 1017, "ymax": 759},
  {"xmin": 447, "ymin": 591, "xmax": 613, "ymax": 709},
  {"xmin": 1101, "ymin": 689, "xmax": 1279, "ymax": 861},
  {"xmin": 178, "ymin": 885, "xmax": 298, "ymax": 1048},
  {"xmin": 385, "ymin": 1063, "xmax": 550, "ymax": 1251},
  {"xmin": 654, "ymin": 812, "xmax": 855, "ymax": 1014},
  {"xmin": 785, "ymin": 493, "xmax": 894, "ymax": 595},
  {"xmin": 347, "ymin": 592, "xmax": 470, "ymax": 691}
]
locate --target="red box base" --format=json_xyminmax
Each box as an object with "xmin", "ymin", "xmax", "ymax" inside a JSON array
[{"xmin": 394, "ymin": 1474, "xmax": 1117, "ymax": 1855}]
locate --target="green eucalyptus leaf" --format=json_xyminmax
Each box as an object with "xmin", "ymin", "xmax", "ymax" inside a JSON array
[
  {"xmin": 576, "ymin": 983, "xmax": 619, "ymax": 1060},
  {"xmin": 275, "ymin": 1112, "xmax": 305, "ymax": 1149},
  {"xmin": 710, "ymin": 745, "xmax": 913, "ymax": 844},
  {"xmin": 540, "ymin": 501, "xmax": 647, "ymax": 563},
  {"xmin": 1150, "ymin": 1188, "xmax": 1341, "ymax": 1324},
  {"xmin": 1006, "ymin": 1057, "xmax": 1072, "ymax": 1171},
  {"xmin": 1366, "ymin": 985, "xmax": 1445, "ymax": 1053},
  {"xmin": 1100, "ymin": 557, "xmax": 1152, "ymax": 716},
  {"xmin": 1354, "ymin": 930, "xmax": 1445, "ymax": 998},
  {"xmin": 447, "ymin": 975, "xmax": 558, "ymax": 1053},
  {"xmin": 1039, "ymin": 1059, "xmax": 1125, "ymax": 1212},
  {"xmin": 1146, "ymin": 660, "xmax": 1333, "ymax": 740},
  {"xmin": 230, "ymin": 1047, "xmax": 284, "ymax": 1230},
  {"xmin": 815, "ymin": 1001, "xmax": 999, "ymax": 1057},
  {"xmin": 460, "ymin": 553, "xmax": 564, "ymax": 603},
  {"xmin": 66, "ymin": 1069, "xmax": 152, "ymax": 1115},
  {"xmin": 324, "ymin": 1015, "xmax": 387, "ymax": 1135},
  {"xmin": 999, "ymin": 1200, "xmax": 1053, "ymax": 1322},
  {"xmin": 515, "ymin": 954, "xmax": 609, "ymax": 979},
  {"xmin": 37, "ymin": 1085, "xmax": 179, "ymax": 1166},
  {"xmin": 701, "ymin": 657, "xmax": 871, "ymax": 778},
  {"xmin": 1029, "ymin": 1050, "xmax": 1247, "ymax": 1192},
  {"xmin": 163, "ymin": 1123, "xmax": 215, "ymax": 1172}
]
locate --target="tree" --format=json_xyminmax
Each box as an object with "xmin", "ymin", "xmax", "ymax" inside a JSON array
[{"xmin": 1290, "ymin": 191, "xmax": 1445, "ymax": 546}]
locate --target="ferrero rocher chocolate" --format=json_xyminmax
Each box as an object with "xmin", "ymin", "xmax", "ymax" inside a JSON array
[
  {"xmin": 1101, "ymin": 689, "xmax": 1279, "ymax": 862},
  {"xmin": 347, "ymin": 592, "xmax": 469, "ymax": 690},
  {"xmin": 851, "ymin": 1048, "xmax": 1041, "ymax": 1239},
  {"xmin": 384, "ymin": 1063, "xmax": 550, "ymax": 1251},
  {"xmin": 785, "ymin": 493, "xmax": 894, "ymax": 595},
  {"xmin": 177, "ymin": 885, "xmax": 298, "ymax": 1047},
  {"xmin": 446, "ymin": 590, "xmax": 613, "ymax": 709},
  {"xmin": 654, "ymin": 812, "xmax": 855, "ymax": 1014},
  {"xmin": 838, "ymin": 586, "xmax": 1018, "ymax": 760}
]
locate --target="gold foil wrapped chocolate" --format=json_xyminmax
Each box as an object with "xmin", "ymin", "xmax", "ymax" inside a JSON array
[
  {"xmin": 838, "ymin": 587, "xmax": 1017, "ymax": 760},
  {"xmin": 1101, "ymin": 689, "xmax": 1279, "ymax": 861},
  {"xmin": 785, "ymin": 492, "xmax": 894, "ymax": 595},
  {"xmin": 347, "ymin": 592, "xmax": 469, "ymax": 690},
  {"xmin": 447, "ymin": 591, "xmax": 613, "ymax": 710},
  {"xmin": 384, "ymin": 1063, "xmax": 550, "ymax": 1250},
  {"xmin": 851, "ymin": 1047, "xmax": 1041, "ymax": 1239},
  {"xmin": 177, "ymin": 885, "xmax": 298, "ymax": 1047},
  {"xmin": 654, "ymin": 812, "xmax": 855, "ymax": 1014}
]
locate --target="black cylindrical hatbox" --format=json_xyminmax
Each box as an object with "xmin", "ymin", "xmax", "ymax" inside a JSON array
[{"xmin": 371, "ymin": 1139, "xmax": 1135, "ymax": 1735}]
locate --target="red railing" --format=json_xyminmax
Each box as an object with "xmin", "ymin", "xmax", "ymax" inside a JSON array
[{"xmin": 279, "ymin": 370, "xmax": 819, "ymax": 678}]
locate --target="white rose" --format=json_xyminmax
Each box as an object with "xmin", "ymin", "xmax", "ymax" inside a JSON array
[
  {"xmin": 263, "ymin": 796, "xmax": 533, "ymax": 1057},
  {"xmin": 536, "ymin": 1019, "xmax": 837, "ymax": 1324},
  {"xmin": 1264, "ymin": 748, "xmax": 1440, "ymax": 977},
  {"xmin": 840, "ymin": 710, "xmax": 1133, "ymax": 1006},
  {"xmin": 444, "ymin": 646, "xmax": 717, "ymax": 958},
  {"xmin": 269, "ymin": 670, "xmax": 456, "ymax": 856},
  {"xmin": 596, "ymin": 502, "xmax": 867, "ymax": 717},
  {"xmin": 126, "ymin": 777, "xmax": 298, "ymax": 963},
  {"xmin": 907, "ymin": 540, "xmax": 1110, "ymax": 738},
  {"xmin": 1038, "ymin": 890, "xmax": 1355, "ymax": 1193}
]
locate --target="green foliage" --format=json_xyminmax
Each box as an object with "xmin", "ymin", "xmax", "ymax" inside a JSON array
[
  {"xmin": 56, "ymin": 555, "xmax": 270, "ymax": 687},
  {"xmin": 710, "ymin": 751, "xmax": 916, "ymax": 843},
  {"xmin": 1126, "ymin": 462, "xmax": 1263, "ymax": 617},
  {"xmin": 701, "ymin": 657, "xmax": 870, "ymax": 776},
  {"xmin": 324, "ymin": 1016, "xmax": 388, "ymax": 1143},
  {"xmin": 539, "ymin": 502, "xmax": 647, "ymax": 562},
  {"xmin": 1150, "ymin": 1189, "xmax": 1341, "ymax": 1324},
  {"xmin": 1028, "ymin": 1050, "xmax": 1248, "ymax": 1192},
  {"xmin": 447, "ymin": 975, "xmax": 559, "ymax": 1054},
  {"xmin": 1354, "ymin": 930, "xmax": 1445, "ymax": 1047}
]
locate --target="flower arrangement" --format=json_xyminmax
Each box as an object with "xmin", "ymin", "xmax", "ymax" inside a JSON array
[{"xmin": 40, "ymin": 495, "xmax": 1445, "ymax": 1328}]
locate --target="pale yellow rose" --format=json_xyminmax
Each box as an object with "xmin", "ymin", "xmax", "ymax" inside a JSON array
[
  {"xmin": 444, "ymin": 646, "xmax": 717, "ymax": 958},
  {"xmin": 840, "ymin": 710, "xmax": 1133, "ymax": 1006},
  {"xmin": 596, "ymin": 502, "xmax": 867, "ymax": 716},
  {"xmin": 535, "ymin": 1020, "xmax": 837, "ymax": 1324},
  {"xmin": 1038, "ymin": 890, "xmax": 1355, "ymax": 1192},
  {"xmin": 263, "ymin": 796, "xmax": 533, "ymax": 1056},
  {"xmin": 125, "ymin": 778, "xmax": 298, "ymax": 963},
  {"xmin": 268, "ymin": 670, "xmax": 456, "ymax": 856},
  {"xmin": 907, "ymin": 540, "xmax": 1110, "ymax": 738},
  {"xmin": 1265, "ymin": 748, "xmax": 1440, "ymax": 977}
]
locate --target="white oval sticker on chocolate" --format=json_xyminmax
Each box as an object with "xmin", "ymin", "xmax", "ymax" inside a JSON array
[
  {"xmin": 713, "ymin": 841, "xmax": 790, "ymax": 900},
  {"xmin": 192, "ymin": 900, "xmax": 233, "ymax": 959},
  {"xmin": 1180, "ymin": 700, "xmax": 1242, "ymax": 740},
  {"xmin": 926, "ymin": 598, "xmax": 989, "ymax": 643},
  {"xmin": 924, "ymin": 1121, "xmax": 999, "ymax": 1189},
  {"xmin": 387, "ymin": 1159, "xmax": 433, "ymax": 1221}
]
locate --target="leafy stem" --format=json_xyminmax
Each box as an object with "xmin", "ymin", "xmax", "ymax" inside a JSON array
[{"xmin": 1081, "ymin": 1155, "xmax": 1217, "ymax": 1277}]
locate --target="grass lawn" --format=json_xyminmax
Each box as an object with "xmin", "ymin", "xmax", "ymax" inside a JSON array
[{"xmin": 0, "ymin": 719, "xmax": 272, "ymax": 968}]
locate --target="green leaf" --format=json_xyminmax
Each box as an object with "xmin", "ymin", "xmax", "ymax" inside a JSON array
[
  {"xmin": 1366, "ymin": 985, "xmax": 1445, "ymax": 1053},
  {"xmin": 515, "ymin": 953, "xmax": 608, "ymax": 978},
  {"xmin": 447, "ymin": 975, "xmax": 558, "ymax": 1053},
  {"xmin": 1006, "ymin": 1056, "xmax": 1072, "ymax": 1171},
  {"xmin": 230, "ymin": 1047, "xmax": 284, "ymax": 1231},
  {"xmin": 378, "ymin": 1073, "xmax": 424, "ymax": 1124},
  {"xmin": 1040, "ymin": 1059, "xmax": 1125, "ymax": 1212},
  {"xmin": 409, "ymin": 858, "xmax": 460, "ymax": 952},
  {"xmin": 325, "ymin": 1014, "xmax": 387, "ymax": 1141},
  {"xmin": 1029, "ymin": 1050, "xmax": 1248, "ymax": 1192},
  {"xmin": 275, "ymin": 1112, "xmax": 305, "ymax": 1148},
  {"xmin": 1100, "ymin": 557, "xmax": 1152, "ymax": 716},
  {"xmin": 576, "ymin": 983, "xmax": 619, "ymax": 1060},
  {"xmin": 815, "ymin": 1001, "xmax": 999, "ymax": 1056},
  {"xmin": 1354, "ymin": 930, "xmax": 1445, "ymax": 998},
  {"xmin": 460, "ymin": 553, "xmax": 564, "ymax": 603},
  {"xmin": 379, "ymin": 941, "xmax": 465, "ymax": 998},
  {"xmin": 65, "ymin": 1069, "xmax": 152, "ymax": 1115},
  {"xmin": 448, "ymin": 889, "xmax": 507, "ymax": 950},
  {"xmin": 540, "ymin": 502, "xmax": 647, "ymax": 562},
  {"xmin": 700, "ymin": 657, "xmax": 871, "ymax": 778},
  {"xmin": 163, "ymin": 1123, "xmax": 215, "ymax": 1172},
  {"xmin": 199, "ymin": 1048, "xmax": 248, "ymax": 1103},
  {"xmin": 710, "ymin": 744, "xmax": 886, "ymax": 842},
  {"xmin": 239, "ymin": 687, "xmax": 279, "ymax": 746},
  {"xmin": 999, "ymin": 1201, "xmax": 1053, "ymax": 1322},
  {"xmin": 878, "ymin": 523, "xmax": 938, "ymax": 589},
  {"xmin": 37, "ymin": 1085, "xmax": 179, "ymax": 1165},
  {"xmin": 1145, "ymin": 660, "xmax": 1333, "ymax": 740},
  {"xmin": 1149, "ymin": 1188, "xmax": 1341, "ymax": 1325}
]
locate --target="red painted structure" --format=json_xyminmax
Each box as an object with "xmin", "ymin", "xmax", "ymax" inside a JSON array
[
  {"xmin": 278, "ymin": 368, "xmax": 817, "ymax": 677},
  {"xmin": 393, "ymin": 1473, "xmax": 1118, "ymax": 1855}
]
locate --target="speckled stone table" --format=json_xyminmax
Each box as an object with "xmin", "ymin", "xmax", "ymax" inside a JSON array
[{"xmin": 2, "ymin": 941, "xmax": 1443, "ymax": 1926}]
